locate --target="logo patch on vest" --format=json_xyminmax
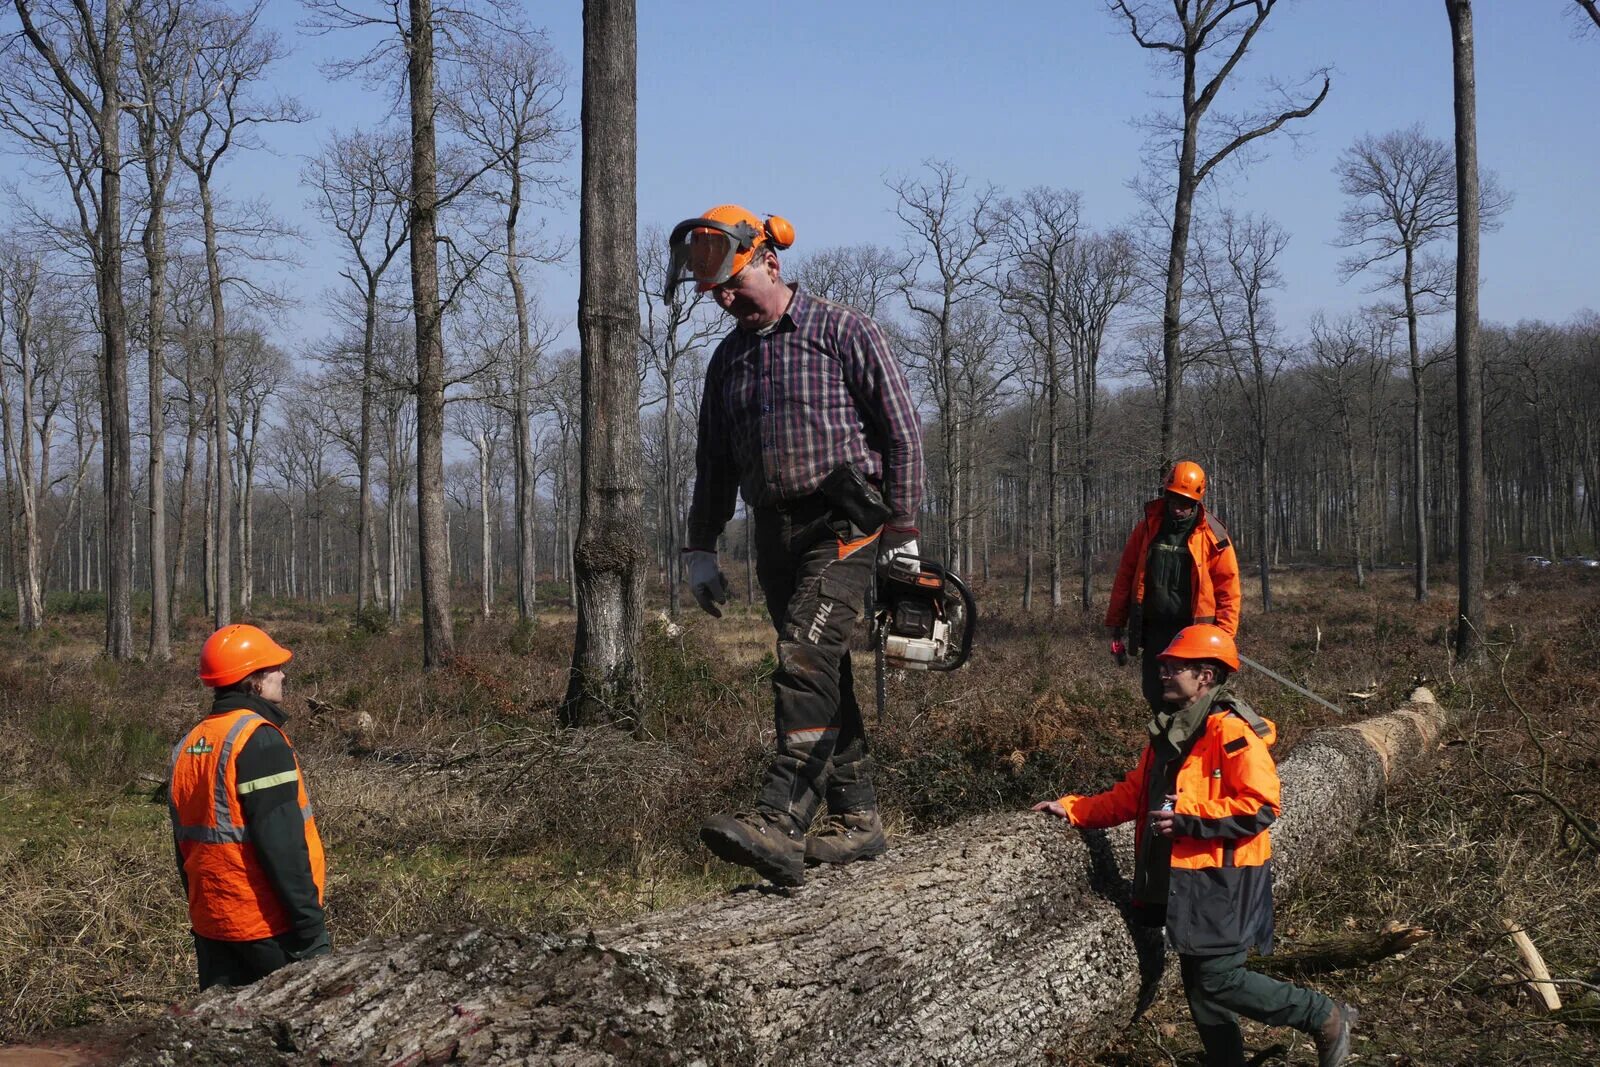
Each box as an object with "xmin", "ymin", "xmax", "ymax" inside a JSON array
[
  {"xmin": 183, "ymin": 739, "xmax": 215, "ymax": 757},
  {"xmin": 1223, "ymin": 737, "xmax": 1248, "ymax": 755}
]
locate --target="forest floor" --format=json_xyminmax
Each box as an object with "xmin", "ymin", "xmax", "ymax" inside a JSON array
[{"xmin": 0, "ymin": 561, "xmax": 1597, "ymax": 1065}]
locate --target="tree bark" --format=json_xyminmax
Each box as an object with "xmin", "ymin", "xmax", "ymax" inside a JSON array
[
  {"xmin": 1447, "ymin": 0, "xmax": 1485, "ymax": 661},
  {"xmin": 123, "ymin": 690, "xmax": 1446, "ymax": 1066},
  {"xmin": 560, "ymin": 0, "xmax": 643, "ymax": 726},
  {"xmin": 199, "ymin": 179, "xmax": 231, "ymax": 629},
  {"xmin": 408, "ymin": 0, "xmax": 454, "ymax": 668}
]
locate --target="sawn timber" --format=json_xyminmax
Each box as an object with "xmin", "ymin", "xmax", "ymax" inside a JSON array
[{"xmin": 123, "ymin": 688, "xmax": 1446, "ymax": 1066}]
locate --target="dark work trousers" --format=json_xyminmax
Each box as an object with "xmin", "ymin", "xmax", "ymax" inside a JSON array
[
  {"xmin": 1139, "ymin": 618, "xmax": 1187, "ymax": 712},
  {"xmin": 1179, "ymin": 951, "xmax": 1334, "ymax": 1067},
  {"xmin": 194, "ymin": 932, "xmax": 293, "ymax": 990},
  {"xmin": 753, "ymin": 496, "xmax": 879, "ymax": 831}
]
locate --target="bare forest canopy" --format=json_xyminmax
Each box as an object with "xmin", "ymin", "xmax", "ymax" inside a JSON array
[{"xmin": 0, "ymin": 0, "xmax": 1594, "ymax": 667}]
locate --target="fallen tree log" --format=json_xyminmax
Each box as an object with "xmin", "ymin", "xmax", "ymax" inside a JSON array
[{"xmin": 122, "ymin": 688, "xmax": 1446, "ymax": 1066}]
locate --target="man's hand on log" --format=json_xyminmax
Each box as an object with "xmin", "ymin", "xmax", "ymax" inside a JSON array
[
  {"xmin": 1149, "ymin": 794, "xmax": 1179, "ymax": 838},
  {"xmin": 1031, "ymin": 799, "xmax": 1069, "ymax": 820}
]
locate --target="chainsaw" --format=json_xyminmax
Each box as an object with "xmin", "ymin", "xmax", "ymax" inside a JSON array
[{"xmin": 870, "ymin": 555, "xmax": 978, "ymax": 720}]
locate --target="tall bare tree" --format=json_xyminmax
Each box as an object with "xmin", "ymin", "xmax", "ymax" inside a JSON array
[
  {"xmin": 1108, "ymin": 0, "xmax": 1328, "ymax": 475},
  {"xmin": 0, "ymin": 243, "xmax": 47, "ymax": 629},
  {"xmin": 1336, "ymin": 125, "xmax": 1509, "ymax": 603},
  {"xmin": 171, "ymin": 0, "xmax": 302, "ymax": 628},
  {"xmin": 303, "ymin": 0, "xmax": 522, "ymax": 666},
  {"xmin": 228, "ymin": 327, "xmax": 286, "ymax": 614},
  {"xmin": 893, "ymin": 160, "xmax": 996, "ymax": 569},
  {"xmin": 1061, "ymin": 229, "xmax": 1136, "ymax": 610},
  {"xmin": 128, "ymin": 0, "xmax": 203, "ymax": 658},
  {"xmin": 11, "ymin": 0, "xmax": 136, "ymax": 657},
  {"xmin": 445, "ymin": 25, "xmax": 572, "ymax": 622},
  {"xmin": 303, "ymin": 127, "xmax": 410, "ymax": 616},
  {"xmin": 994, "ymin": 186, "xmax": 1080, "ymax": 608},
  {"xmin": 1194, "ymin": 211, "xmax": 1289, "ymax": 610},
  {"xmin": 1446, "ymin": 0, "xmax": 1485, "ymax": 661},
  {"xmin": 560, "ymin": 0, "xmax": 642, "ymax": 726}
]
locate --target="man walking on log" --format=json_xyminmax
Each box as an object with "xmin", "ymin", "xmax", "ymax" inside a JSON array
[
  {"xmin": 667, "ymin": 205, "xmax": 923, "ymax": 888},
  {"xmin": 1105, "ymin": 461, "xmax": 1241, "ymax": 712},
  {"xmin": 1034, "ymin": 625, "xmax": 1359, "ymax": 1067}
]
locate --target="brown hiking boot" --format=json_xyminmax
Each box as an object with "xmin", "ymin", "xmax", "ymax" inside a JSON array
[
  {"xmin": 700, "ymin": 810, "xmax": 805, "ymax": 887},
  {"xmin": 804, "ymin": 809, "xmax": 888, "ymax": 866},
  {"xmin": 1314, "ymin": 1000, "xmax": 1359, "ymax": 1067}
]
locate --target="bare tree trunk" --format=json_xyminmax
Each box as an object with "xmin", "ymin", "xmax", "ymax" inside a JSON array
[
  {"xmin": 479, "ymin": 433, "xmax": 492, "ymax": 619},
  {"xmin": 171, "ymin": 389, "xmax": 207, "ymax": 626},
  {"xmin": 202, "ymin": 424, "xmax": 215, "ymax": 618},
  {"xmin": 408, "ymin": 0, "xmax": 454, "ymax": 668},
  {"xmin": 140, "ymin": 202, "xmax": 172, "ymax": 651},
  {"xmin": 507, "ymin": 180, "xmax": 538, "ymax": 619},
  {"xmin": 199, "ymin": 180, "xmax": 231, "ymax": 629},
  {"xmin": 1402, "ymin": 253, "xmax": 1428, "ymax": 603},
  {"xmin": 1022, "ymin": 401, "xmax": 1037, "ymax": 613},
  {"xmin": 560, "ymin": 0, "xmax": 643, "ymax": 726},
  {"xmin": 1448, "ymin": 0, "xmax": 1485, "ymax": 661},
  {"xmin": 358, "ymin": 291, "xmax": 377, "ymax": 614},
  {"xmin": 129, "ymin": 691, "xmax": 1449, "ymax": 1066}
]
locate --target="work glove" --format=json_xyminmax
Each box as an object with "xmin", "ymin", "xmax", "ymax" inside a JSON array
[
  {"xmin": 1107, "ymin": 627, "xmax": 1128, "ymax": 666},
  {"xmin": 878, "ymin": 525, "xmax": 920, "ymax": 573},
  {"xmin": 683, "ymin": 549, "xmax": 731, "ymax": 617}
]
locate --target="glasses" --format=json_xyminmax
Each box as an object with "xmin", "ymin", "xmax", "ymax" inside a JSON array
[{"xmin": 1157, "ymin": 662, "xmax": 1202, "ymax": 679}]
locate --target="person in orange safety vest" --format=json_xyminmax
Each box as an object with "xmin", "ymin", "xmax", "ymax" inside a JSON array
[
  {"xmin": 1033, "ymin": 625, "xmax": 1358, "ymax": 1067},
  {"xmin": 169, "ymin": 624, "xmax": 328, "ymax": 989},
  {"xmin": 1106, "ymin": 460, "xmax": 1241, "ymax": 712}
]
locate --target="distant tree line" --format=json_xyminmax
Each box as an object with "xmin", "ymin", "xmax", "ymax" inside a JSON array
[{"xmin": 0, "ymin": 0, "xmax": 1592, "ymax": 676}]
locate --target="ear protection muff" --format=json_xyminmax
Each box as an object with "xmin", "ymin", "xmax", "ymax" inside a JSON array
[{"xmin": 764, "ymin": 215, "xmax": 795, "ymax": 251}]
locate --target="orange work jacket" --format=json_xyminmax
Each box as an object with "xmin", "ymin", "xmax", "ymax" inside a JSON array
[
  {"xmin": 1062, "ymin": 701, "xmax": 1280, "ymax": 954},
  {"xmin": 1105, "ymin": 498, "xmax": 1241, "ymax": 637},
  {"xmin": 168, "ymin": 707, "xmax": 326, "ymax": 942}
]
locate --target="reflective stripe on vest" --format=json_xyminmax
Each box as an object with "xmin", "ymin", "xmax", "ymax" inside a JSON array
[{"xmin": 169, "ymin": 710, "xmax": 261, "ymax": 843}]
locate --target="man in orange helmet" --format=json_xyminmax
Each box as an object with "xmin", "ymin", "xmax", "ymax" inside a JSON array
[
  {"xmin": 668, "ymin": 205, "xmax": 924, "ymax": 887},
  {"xmin": 1034, "ymin": 626, "xmax": 1359, "ymax": 1067},
  {"xmin": 169, "ymin": 624, "xmax": 329, "ymax": 989},
  {"xmin": 1106, "ymin": 460, "xmax": 1241, "ymax": 712}
]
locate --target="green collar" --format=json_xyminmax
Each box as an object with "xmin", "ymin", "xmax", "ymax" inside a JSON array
[{"xmin": 1148, "ymin": 684, "xmax": 1225, "ymax": 751}]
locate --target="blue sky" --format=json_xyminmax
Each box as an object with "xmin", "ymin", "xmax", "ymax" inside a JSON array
[{"xmin": 16, "ymin": 1, "xmax": 1600, "ymax": 359}]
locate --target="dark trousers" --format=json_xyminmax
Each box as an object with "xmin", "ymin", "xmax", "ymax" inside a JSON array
[
  {"xmin": 1179, "ymin": 951, "xmax": 1334, "ymax": 1066},
  {"xmin": 194, "ymin": 932, "xmax": 292, "ymax": 991},
  {"xmin": 1140, "ymin": 619, "xmax": 1186, "ymax": 712},
  {"xmin": 752, "ymin": 498, "xmax": 879, "ymax": 829}
]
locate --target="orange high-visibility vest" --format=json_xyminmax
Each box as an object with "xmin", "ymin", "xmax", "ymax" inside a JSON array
[{"xmin": 168, "ymin": 707, "xmax": 325, "ymax": 942}]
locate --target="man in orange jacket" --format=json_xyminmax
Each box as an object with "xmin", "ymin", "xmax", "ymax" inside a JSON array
[
  {"xmin": 1034, "ymin": 625, "xmax": 1358, "ymax": 1067},
  {"xmin": 1106, "ymin": 461, "xmax": 1241, "ymax": 711},
  {"xmin": 169, "ymin": 624, "xmax": 329, "ymax": 989}
]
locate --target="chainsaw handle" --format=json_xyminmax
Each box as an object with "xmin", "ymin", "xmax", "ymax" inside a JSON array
[{"xmin": 918, "ymin": 559, "xmax": 976, "ymax": 672}]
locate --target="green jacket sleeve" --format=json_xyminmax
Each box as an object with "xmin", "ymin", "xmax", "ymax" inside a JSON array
[{"xmin": 234, "ymin": 727, "xmax": 328, "ymax": 952}]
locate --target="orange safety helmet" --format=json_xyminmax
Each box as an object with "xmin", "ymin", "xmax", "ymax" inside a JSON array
[
  {"xmin": 1165, "ymin": 460, "xmax": 1207, "ymax": 502},
  {"xmin": 663, "ymin": 204, "xmax": 795, "ymax": 300},
  {"xmin": 1157, "ymin": 624, "xmax": 1240, "ymax": 672},
  {"xmin": 198, "ymin": 624, "xmax": 293, "ymax": 688}
]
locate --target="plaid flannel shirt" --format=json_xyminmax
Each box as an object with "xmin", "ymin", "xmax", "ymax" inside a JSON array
[{"xmin": 687, "ymin": 286, "xmax": 924, "ymax": 550}]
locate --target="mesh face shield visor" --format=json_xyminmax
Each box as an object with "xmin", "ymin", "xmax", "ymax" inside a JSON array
[{"xmin": 663, "ymin": 217, "xmax": 763, "ymax": 302}]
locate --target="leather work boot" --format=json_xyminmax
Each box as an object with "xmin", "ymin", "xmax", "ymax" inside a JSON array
[
  {"xmin": 700, "ymin": 810, "xmax": 805, "ymax": 887},
  {"xmin": 804, "ymin": 809, "xmax": 888, "ymax": 866},
  {"xmin": 1314, "ymin": 1000, "xmax": 1359, "ymax": 1067}
]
